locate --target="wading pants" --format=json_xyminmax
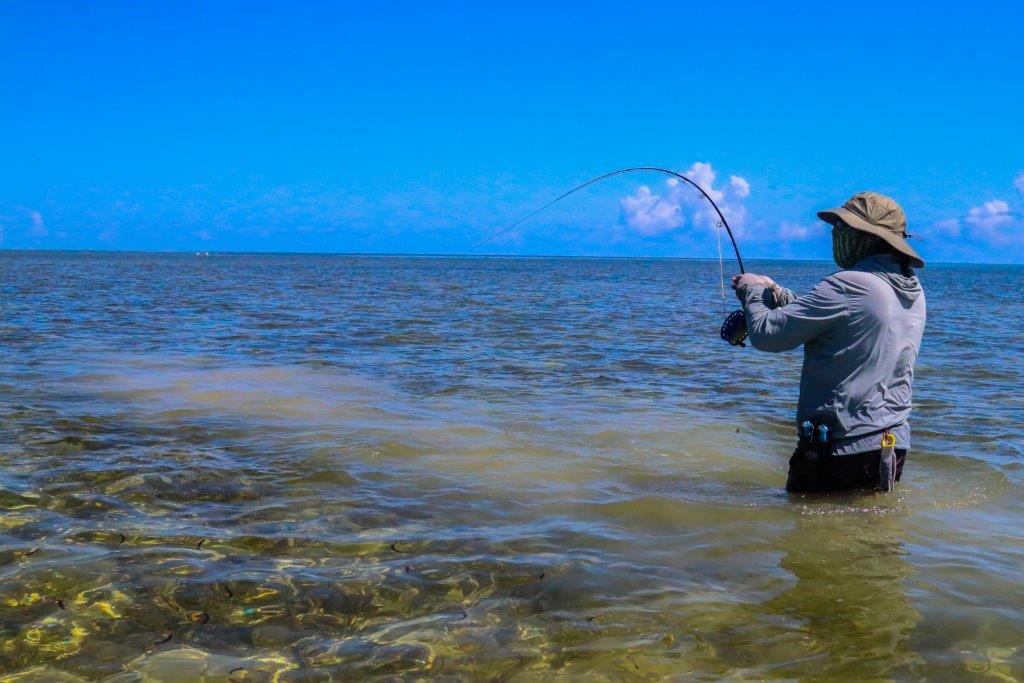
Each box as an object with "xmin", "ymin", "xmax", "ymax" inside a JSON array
[{"xmin": 786, "ymin": 447, "xmax": 907, "ymax": 494}]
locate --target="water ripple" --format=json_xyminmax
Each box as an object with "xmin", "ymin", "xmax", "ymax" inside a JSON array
[{"xmin": 1, "ymin": 253, "xmax": 1021, "ymax": 679}]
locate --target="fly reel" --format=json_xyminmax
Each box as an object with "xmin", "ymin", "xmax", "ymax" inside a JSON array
[{"xmin": 720, "ymin": 309, "xmax": 748, "ymax": 347}]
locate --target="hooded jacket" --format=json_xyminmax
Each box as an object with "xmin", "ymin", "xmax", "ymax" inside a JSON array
[{"xmin": 738, "ymin": 254, "xmax": 926, "ymax": 456}]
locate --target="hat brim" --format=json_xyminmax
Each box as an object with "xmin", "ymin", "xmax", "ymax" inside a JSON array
[{"xmin": 817, "ymin": 207, "xmax": 924, "ymax": 268}]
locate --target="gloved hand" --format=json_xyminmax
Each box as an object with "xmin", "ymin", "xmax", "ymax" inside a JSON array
[{"xmin": 731, "ymin": 273, "xmax": 778, "ymax": 300}]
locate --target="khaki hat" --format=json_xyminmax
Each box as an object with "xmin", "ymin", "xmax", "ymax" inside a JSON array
[{"xmin": 817, "ymin": 191, "xmax": 924, "ymax": 268}]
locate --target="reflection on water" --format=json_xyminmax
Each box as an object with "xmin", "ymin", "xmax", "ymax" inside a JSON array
[
  {"xmin": 1, "ymin": 252, "xmax": 1022, "ymax": 679},
  {"xmin": 764, "ymin": 515, "xmax": 922, "ymax": 679}
]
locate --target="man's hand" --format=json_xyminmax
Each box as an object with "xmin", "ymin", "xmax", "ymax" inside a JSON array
[{"xmin": 731, "ymin": 273, "xmax": 777, "ymax": 297}]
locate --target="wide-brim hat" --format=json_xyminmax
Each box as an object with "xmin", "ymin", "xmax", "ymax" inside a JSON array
[{"xmin": 817, "ymin": 191, "xmax": 924, "ymax": 268}]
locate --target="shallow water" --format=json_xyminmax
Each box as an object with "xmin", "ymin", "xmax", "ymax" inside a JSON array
[{"xmin": 1, "ymin": 251, "xmax": 1022, "ymax": 680}]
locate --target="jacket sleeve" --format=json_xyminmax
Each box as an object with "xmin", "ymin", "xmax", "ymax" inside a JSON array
[
  {"xmin": 739, "ymin": 277, "xmax": 848, "ymax": 352},
  {"xmin": 765, "ymin": 284, "xmax": 794, "ymax": 309}
]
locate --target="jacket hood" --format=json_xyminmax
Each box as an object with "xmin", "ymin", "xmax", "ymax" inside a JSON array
[{"xmin": 853, "ymin": 254, "xmax": 922, "ymax": 302}]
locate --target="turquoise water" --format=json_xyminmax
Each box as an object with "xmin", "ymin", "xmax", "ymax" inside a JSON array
[{"xmin": 1, "ymin": 252, "xmax": 1022, "ymax": 680}]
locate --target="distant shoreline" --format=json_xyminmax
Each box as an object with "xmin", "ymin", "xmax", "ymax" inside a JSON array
[{"xmin": 0, "ymin": 248, "xmax": 1019, "ymax": 267}]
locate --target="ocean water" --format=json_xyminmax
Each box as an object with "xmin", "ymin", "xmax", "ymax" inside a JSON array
[{"xmin": 1, "ymin": 251, "xmax": 1022, "ymax": 680}]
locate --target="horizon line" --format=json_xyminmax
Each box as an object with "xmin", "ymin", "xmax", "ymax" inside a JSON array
[{"xmin": 0, "ymin": 247, "xmax": 1019, "ymax": 267}]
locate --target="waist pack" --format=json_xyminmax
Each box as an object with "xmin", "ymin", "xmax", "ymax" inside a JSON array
[{"xmin": 790, "ymin": 421, "xmax": 899, "ymax": 493}]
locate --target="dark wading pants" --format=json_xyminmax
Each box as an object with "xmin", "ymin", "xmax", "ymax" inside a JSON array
[{"xmin": 786, "ymin": 447, "xmax": 907, "ymax": 494}]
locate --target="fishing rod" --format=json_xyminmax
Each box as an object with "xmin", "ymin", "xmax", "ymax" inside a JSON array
[
  {"xmin": 474, "ymin": 166, "xmax": 746, "ymax": 274},
  {"xmin": 475, "ymin": 167, "xmax": 751, "ymax": 346}
]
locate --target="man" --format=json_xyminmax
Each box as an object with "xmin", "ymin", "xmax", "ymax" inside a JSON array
[{"xmin": 732, "ymin": 192, "xmax": 926, "ymax": 493}]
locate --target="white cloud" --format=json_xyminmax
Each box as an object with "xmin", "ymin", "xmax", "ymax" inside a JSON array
[
  {"xmin": 937, "ymin": 197, "xmax": 1021, "ymax": 248},
  {"xmin": 729, "ymin": 175, "xmax": 750, "ymax": 199},
  {"xmin": 619, "ymin": 185, "xmax": 683, "ymax": 236},
  {"xmin": 29, "ymin": 211, "xmax": 46, "ymax": 236},
  {"xmin": 964, "ymin": 199, "xmax": 1019, "ymax": 245},
  {"xmin": 965, "ymin": 199, "xmax": 1012, "ymax": 230},
  {"xmin": 620, "ymin": 162, "xmax": 750, "ymax": 238},
  {"xmin": 16, "ymin": 207, "xmax": 48, "ymax": 237},
  {"xmin": 778, "ymin": 221, "xmax": 813, "ymax": 240},
  {"xmin": 928, "ymin": 175, "xmax": 1024, "ymax": 251},
  {"xmin": 933, "ymin": 218, "xmax": 962, "ymax": 238}
]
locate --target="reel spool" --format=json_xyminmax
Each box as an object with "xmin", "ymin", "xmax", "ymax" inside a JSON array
[{"xmin": 720, "ymin": 309, "xmax": 748, "ymax": 347}]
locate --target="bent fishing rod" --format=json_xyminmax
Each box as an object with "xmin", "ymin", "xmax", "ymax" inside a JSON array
[{"xmin": 475, "ymin": 167, "xmax": 751, "ymax": 346}]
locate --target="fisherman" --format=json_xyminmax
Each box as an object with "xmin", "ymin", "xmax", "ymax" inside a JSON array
[{"xmin": 732, "ymin": 192, "xmax": 926, "ymax": 493}]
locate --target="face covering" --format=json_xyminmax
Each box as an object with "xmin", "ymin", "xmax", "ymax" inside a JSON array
[{"xmin": 832, "ymin": 222, "xmax": 878, "ymax": 268}]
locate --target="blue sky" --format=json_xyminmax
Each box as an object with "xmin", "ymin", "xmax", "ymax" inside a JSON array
[{"xmin": 1, "ymin": 1, "xmax": 1022, "ymax": 263}]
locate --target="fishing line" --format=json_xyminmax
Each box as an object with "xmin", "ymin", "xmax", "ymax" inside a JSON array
[
  {"xmin": 715, "ymin": 221, "xmax": 727, "ymax": 315},
  {"xmin": 473, "ymin": 166, "xmax": 746, "ymax": 274},
  {"xmin": 476, "ymin": 166, "xmax": 751, "ymax": 347}
]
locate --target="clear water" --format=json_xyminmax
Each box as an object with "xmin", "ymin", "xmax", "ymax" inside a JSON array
[{"xmin": 1, "ymin": 252, "xmax": 1021, "ymax": 680}]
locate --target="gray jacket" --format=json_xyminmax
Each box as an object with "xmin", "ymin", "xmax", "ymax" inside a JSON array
[{"xmin": 738, "ymin": 254, "xmax": 926, "ymax": 456}]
